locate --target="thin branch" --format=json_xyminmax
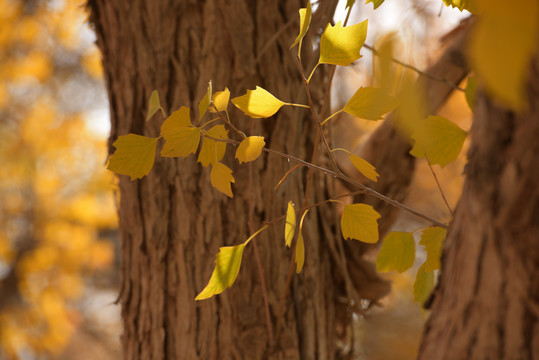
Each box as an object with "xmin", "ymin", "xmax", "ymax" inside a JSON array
[{"xmin": 425, "ymin": 154, "xmax": 455, "ymax": 217}]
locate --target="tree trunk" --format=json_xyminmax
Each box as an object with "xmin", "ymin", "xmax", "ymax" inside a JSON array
[
  {"xmin": 417, "ymin": 40, "xmax": 539, "ymax": 360},
  {"xmin": 86, "ymin": 1, "xmax": 373, "ymax": 359}
]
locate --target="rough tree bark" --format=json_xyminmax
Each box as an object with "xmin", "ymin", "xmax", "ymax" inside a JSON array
[
  {"xmin": 86, "ymin": 1, "xmax": 390, "ymax": 359},
  {"xmin": 417, "ymin": 33, "xmax": 539, "ymax": 360}
]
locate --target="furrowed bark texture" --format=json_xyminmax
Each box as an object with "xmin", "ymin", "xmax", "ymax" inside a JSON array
[
  {"xmin": 418, "ymin": 44, "xmax": 539, "ymax": 360},
  {"xmin": 85, "ymin": 1, "xmax": 378, "ymax": 359}
]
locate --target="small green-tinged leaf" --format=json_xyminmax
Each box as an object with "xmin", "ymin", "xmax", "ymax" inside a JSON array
[
  {"xmin": 376, "ymin": 232, "xmax": 415, "ymax": 273},
  {"xmin": 349, "ymin": 154, "xmax": 379, "ymax": 182},
  {"xmin": 210, "ymin": 162, "xmax": 235, "ymax": 198},
  {"xmin": 344, "ymin": 87, "xmax": 399, "ymax": 120},
  {"xmin": 160, "ymin": 107, "xmax": 201, "ymax": 157},
  {"xmin": 235, "ymin": 136, "xmax": 265, "ymax": 164},
  {"xmin": 195, "ymin": 243, "xmax": 246, "ymax": 300},
  {"xmin": 232, "ymin": 87, "xmax": 285, "ymax": 118},
  {"xmin": 198, "ymin": 81, "xmax": 212, "ymax": 120},
  {"xmin": 319, "ymin": 20, "xmax": 368, "ymax": 66},
  {"xmin": 341, "ymin": 203, "xmax": 380, "ymax": 243},
  {"xmin": 410, "ymin": 115, "xmax": 467, "ymax": 167},
  {"xmin": 146, "ymin": 90, "xmax": 164, "ymax": 121},
  {"xmin": 413, "ymin": 263, "xmax": 435, "ymax": 305},
  {"xmin": 285, "ymin": 202, "xmax": 296, "ymax": 247},
  {"xmin": 419, "ymin": 227, "xmax": 447, "ymax": 272},
  {"xmin": 465, "ymin": 76, "xmax": 477, "ymax": 111},
  {"xmin": 366, "ymin": 0, "xmax": 385, "ymax": 9},
  {"xmin": 198, "ymin": 125, "xmax": 228, "ymax": 167},
  {"xmin": 107, "ymin": 134, "xmax": 158, "ymax": 180},
  {"xmin": 290, "ymin": 2, "xmax": 312, "ymax": 56},
  {"xmin": 295, "ymin": 210, "xmax": 309, "ymax": 273},
  {"xmin": 210, "ymin": 88, "xmax": 230, "ymax": 113}
]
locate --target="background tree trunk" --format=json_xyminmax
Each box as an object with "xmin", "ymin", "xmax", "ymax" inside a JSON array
[
  {"xmin": 85, "ymin": 1, "xmax": 387, "ymax": 359},
  {"xmin": 417, "ymin": 38, "xmax": 539, "ymax": 360}
]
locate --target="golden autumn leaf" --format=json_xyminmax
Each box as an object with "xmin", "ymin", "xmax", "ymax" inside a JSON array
[
  {"xmin": 341, "ymin": 204, "xmax": 380, "ymax": 243},
  {"xmin": 319, "ymin": 20, "xmax": 368, "ymax": 66},
  {"xmin": 235, "ymin": 136, "xmax": 265, "ymax": 163},
  {"xmin": 419, "ymin": 227, "xmax": 447, "ymax": 272},
  {"xmin": 295, "ymin": 210, "xmax": 309, "ymax": 273},
  {"xmin": 198, "ymin": 125, "xmax": 228, "ymax": 167},
  {"xmin": 343, "ymin": 86, "xmax": 399, "ymax": 120},
  {"xmin": 414, "ymin": 263, "xmax": 435, "ymax": 305},
  {"xmin": 146, "ymin": 89, "xmax": 164, "ymax": 121},
  {"xmin": 376, "ymin": 232, "xmax": 415, "ymax": 273},
  {"xmin": 160, "ymin": 107, "xmax": 201, "ymax": 157},
  {"xmin": 210, "ymin": 88, "xmax": 230, "ymax": 113},
  {"xmin": 198, "ymin": 81, "xmax": 212, "ymax": 119},
  {"xmin": 290, "ymin": 1, "xmax": 312, "ymax": 57},
  {"xmin": 232, "ymin": 87, "xmax": 285, "ymax": 118},
  {"xmin": 107, "ymin": 134, "xmax": 158, "ymax": 180},
  {"xmin": 285, "ymin": 201, "xmax": 296, "ymax": 247},
  {"xmin": 349, "ymin": 154, "xmax": 379, "ymax": 182},
  {"xmin": 210, "ymin": 162, "xmax": 235, "ymax": 198}
]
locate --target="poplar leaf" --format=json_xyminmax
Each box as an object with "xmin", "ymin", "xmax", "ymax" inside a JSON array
[
  {"xmin": 285, "ymin": 202, "xmax": 296, "ymax": 247},
  {"xmin": 410, "ymin": 115, "xmax": 467, "ymax": 167},
  {"xmin": 349, "ymin": 154, "xmax": 379, "ymax": 182},
  {"xmin": 341, "ymin": 204, "xmax": 380, "ymax": 243},
  {"xmin": 343, "ymin": 87, "xmax": 399, "ymax": 120},
  {"xmin": 366, "ymin": 0, "xmax": 385, "ymax": 9},
  {"xmin": 319, "ymin": 20, "xmax": 368, "ymax": 66},
  {"xmin": 232, "ymin": 87, "xmax": 285, "ymax": 118},
  {"xmin": 419, "ymin": 227, "xmax": 447, "ymax": 272},
  {"xmin": 469, "ymin": 0, "xmax": 538, "ymax": 110},
  {"xmin": 295, "ymin": 210, "xmax": 309, "ymax": 273},
  {"xmin": 235, "ymin": 136, "xmax": 265, "ymax": 164},
  {"xmin": 195, "ymin": 243, "xmax": 246, "ymax": 300},
  {"xmin": 346, "ymin": 0, "xmax": 355, "ymax": 8},
  {"xmin": 413, "ymin": 263, "xmax": 434, "ymax": 305},
  {"xmin": 160, "ymin": 107, "xmax": 201, "ymax": 158},
  {"xmin": 210, "ymin": 162, "xmax": 235, "ymax": 198},
  {"xmin": 290, "ymin": 2, "xmax": 312, "ymax": 56},
  {"xmin": 146, "ymin": 90, "xmax": 164, "ymax": 121},
  {"xmin": 210, "ymin": 88, "xmax": 230, "ymax": 113},
  {"xmin": 198, "ymin": 125, "xmax": 228, "ymax": 167},
  {"xmin": 442, "ymin": 0, "xmax": 477, "ymax": 13},
  {"xmin": 107, "ymin": 134, "xmax": 158, "ymax": 180},
  {"xmin": 198, "ymin": 81, "xmax": 212, "ymax": 120},
  {"xmin": 376, "ymin": 232, "xmax": 415, "ymax": 273},
  {"xmin": 465, "ymin": 76, "xmax": 477, "ymax": 111}
]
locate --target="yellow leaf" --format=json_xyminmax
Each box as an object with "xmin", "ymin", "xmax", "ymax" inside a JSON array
[
  {"xmin": 107, "ymin": 134, "xmax": 158, "ymax": 180},
  {"xmin": 395, "ymin": 74, "xmax": 428, "ymax": 136},
  {"xmin": 319, "ymin": 20, "xmax": 368, "ymax": 66},
  {"xmin": 465, "ymin": 76, "xmax": 477, "ymax": 111},
  {"xmin": 232, "ymin": 87, "xmax": 285, "ymax": 118},
  {"xmin": 343, "ymin": 87, "xmax": 399, "ymax": 120},
  {"xmin": 290, "ymin": 1, "xmax": 312, "ymax": 57},
  {"xmin": 341, "ymin": 203, "xmax": 380, "ymax": 243},
  {"xmin": 295, "ymin": 210, "xmax": 309, "ymax": 273},
  {"xmin": 349, "ymin": 154, "xmax": 379, "ymax": 182},
  {"xmin": 195, "ymin": 243, "xmax": 246, "ymax": 300},
  {"xmin": 410, "ymin": 115, "xmax": 467, "ymax": 167},
  {"xmin": 235, "ymin": 136, "xmax": 265, "ymax": 163},
  {"xmin": 210, "ymin": 88, "xmax": 230, "ymax": 113},
  {"xmin": 366, "ymin": 0, "xmax": 385, "ymax": 9},
  {"xmin": 198, "ymin": 125, "xmax": 228, "ymax": 167},
  {"xmin": 285, "ymin": 202, "xmax": 296, "ymax": 247},
  {"xmin": 413, "ymin": 263, "xmax": 434, "ymax": 305},
  {"xmin": 160, "ymin": 107, "xmax": 201, "ymax": 157},
  {"xmin": 198, "ymin": 81, "xmax": 212, "ymax": 119},
  {"xmin": 419, "ymin": 227, "xmax": 446, "ymax": 272},
  {"xmin": 146, "ymin": 90, "xmax": 164, "ymax": 121},
  {"xmin": 468, "ymin": 0, "xmax": 538, "ymax": 110},
  {"xmin": 210, "ymin": 162, "xmax": 235, "ymax": 198},
  {"xmin": 442, "ymin": 0, "xmax": 477, "ymax": 13},
  {"xmin": 376, "ymin": 232, "xmax": 415, "ymax": 273}
]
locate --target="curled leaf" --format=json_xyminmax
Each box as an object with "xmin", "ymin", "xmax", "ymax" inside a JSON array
[
  {"xmin": 290, "ymin": 2, "xmax": 312, "ymax": 57},
  {"xmin": 235, "ymin": 136, "xmax": 265, "ymax": 163},
  {"xmin": 210, "ymin": 88, "xmax": 230, "ymax": 113},
  {"xmin": 285, "ymin": 202, "xmax": 296, "ymax": 247},
  {"xmin": 349, "ymin": 154, "xmax": 379, "ymax": 182},
  {"xmin": 146, "ymin": 90, "xmax": 164, "ymax": 121}
]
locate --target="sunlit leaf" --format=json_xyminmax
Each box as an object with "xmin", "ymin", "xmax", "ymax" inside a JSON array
[
  {"xmin": 195, "ymin": 243, "xmax": 246, "ymax": 300},
  {"xmin": 198, "ymin": 125, "xmax": 228, "ymax": 167},
  {"xmin": 285, "ymin": 201, "xmax": 296, "ymax": 247},
  {"xmin": 319, "ymin": 20, "xmax": 368, "ymax": 66},
  {"xmin": 419, "ymin": 227, "xmax": 447, "ymax": 272},
  {"xmin": 290, "ymin": 2, "xmax": 312, "ymax": 57},
  {"xmin": 210, "ymin": 162, "xmax": 235, "ymax": 198},
  {"xmin": 341, "ymin": 203, "xmax": 380, "ymax": 243},
  {"xmin": 410, "ymin": 115, "xmax": 467, "ymax": 167},
  {"xmin": 465, "ymin": 76, "xmax": 477, "ymax": 111},
  {"xmin": 210, "ymin": 88, "xmax": 230, "ymax": 113},
  {"xmin": 146, "ymin": 90, "xmax": 164, "ymax": 121},
  {"xmin": 349, "ymin": 154, "xmax": 379, "ymax": 182},
  {"xmin": 442, "ymin": 0, "xmax": 477, "ymax": 12},
  {"xmin": 235, "ymin": 136, "xmax": 265, "ymax": 164},
  {"xmin": 376, "ymin": 232, "xmax": 415, "ymax": 273},
  {"xmin": 232, "ymin": 87, "xmax": 285, "ymax": 118},
  {"xmin": 413, "ymin": 263, "xmax": 435, "ymax": 305},
  {"xmin": 343, "ymin": 87, "xmax": 399, "ymax": 120},
  {"xmin": 366, "ymin": 0, "xmax": 385, "ymax": 9},
  {"xmin": 107, "ymin": 134, "xmax": 158, "ymax": 180},
  {"xmin": 198, "ymin": 81, "xmax": 212, "ymax": 120},
  {"xmin": 160, "ymin": 107, "xmax": 201, "ymax": 157},
  {"xmin": 296, "ymin": 210, "xmax": 309, "ymax": 274},
  {"xmin": 469, "ymin": 0, "xmax": 538, "ymax": 110}
]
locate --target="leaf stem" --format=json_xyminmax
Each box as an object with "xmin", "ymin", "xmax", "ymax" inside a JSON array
[
  {"xmin": 306, "ymin": 62, "xmax": 320, "ymax": 84},
  {"xmin": 286, "ymin": 103, "xmax": 311, "ymax": 109},
  {"xmin": 321, "ymin": 109, "xmax": 344, "ymax": 126}
]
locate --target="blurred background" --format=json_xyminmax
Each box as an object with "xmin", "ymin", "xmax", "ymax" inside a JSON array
[{"xmin": 0, "ymin": 0, "xmax": 469, "ymax": 359}]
